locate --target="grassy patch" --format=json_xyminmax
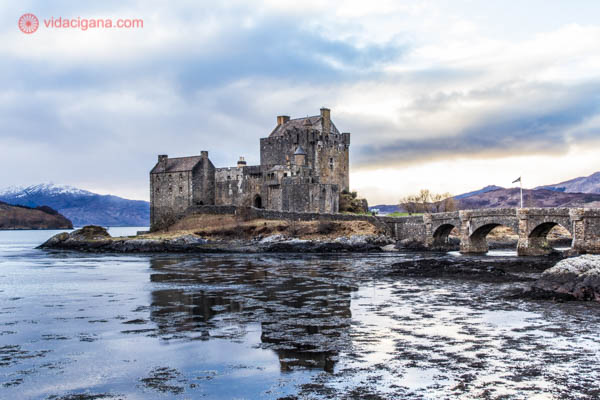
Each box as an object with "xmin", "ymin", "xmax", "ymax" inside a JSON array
[{"xmin": 386, "ymin": 212, "xmax": 423, "ymax": 217}]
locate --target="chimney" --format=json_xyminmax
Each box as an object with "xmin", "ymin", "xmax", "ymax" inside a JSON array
[
  {"xmin": 237, "ymin": 156, "xmax": 247, "ymax": 167},
  {"xmin": 320, "ymin": 107, "xmax": 331, "ymax": 134},
  {"xmin": 200, "ymin": 151, "xmax": 208, "ymax": 159},
  {"xmin": 277, "ymin": 115, "xmax": 290, "ymax": 125},
  {"xmin": 158, "ymin": 154, "xmax": 168, "ymax": 162}
]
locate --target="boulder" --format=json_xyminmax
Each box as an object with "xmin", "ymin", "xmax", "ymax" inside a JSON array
[
  {"xmin": 70, "ymin": 225, "xmax": 110, "ymax": 240},
  {"xmin": 532, "ymin": 255, "xmax": 600, "ymax": 301},
  {"xmin": 38, "ymin": 225, "xmax": 112, "ymax": 250}
]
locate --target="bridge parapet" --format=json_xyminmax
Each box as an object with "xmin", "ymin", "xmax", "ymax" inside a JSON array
[
  {"xmin": 460, "ymin": 208, "xmax": 517, "ymax": 217},
  {"xmin": 429, "ymin": 211, "xmax": 460, "ymax": 221}
]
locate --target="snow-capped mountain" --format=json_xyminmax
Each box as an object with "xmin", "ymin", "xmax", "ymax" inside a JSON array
[
  {"xmin": 0, "ymin": 183, "xmax": 95, "ymax": 198},
  {"xmin": 0, "ymin": 183, "xmax": 149, "ymax": 227}
]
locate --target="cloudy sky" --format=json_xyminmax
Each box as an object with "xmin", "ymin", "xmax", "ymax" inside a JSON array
[{"xmin": 2, "ymin": 0, "xmax": 600, "ymax": 204}]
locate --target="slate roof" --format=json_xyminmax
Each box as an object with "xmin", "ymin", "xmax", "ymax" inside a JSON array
[
  {"xmin": 268, "ymin": 115, "xmax": 340, "ymax": 137},
  {"xmin": 150, "ymin": 156, "xmax": 202, "ymax": 174},
  {"xmin": 294, "ymin": 145, "xmax": 307, "ymax": 155}
]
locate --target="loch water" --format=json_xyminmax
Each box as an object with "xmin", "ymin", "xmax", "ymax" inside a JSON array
[{"xmin": 1, "ymin": 229, "xmax": 599, "ymax": 399}]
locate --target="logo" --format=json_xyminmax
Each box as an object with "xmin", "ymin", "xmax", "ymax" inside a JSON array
[{"xmin": 18, "ymin": 13, "xmax": 39, "ymax": 34}]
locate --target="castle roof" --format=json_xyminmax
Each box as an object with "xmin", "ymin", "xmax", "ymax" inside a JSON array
[
  {"xmin": 268, "ymin": 115, "xmax": 340, "ymax": 137},
  {"xmin": 294, "ymin": 145, "xmax": 307, "ymax": 155},
  {"xmin": 150, "ymin": 156, "xmax": 202, "ymax": 174}
]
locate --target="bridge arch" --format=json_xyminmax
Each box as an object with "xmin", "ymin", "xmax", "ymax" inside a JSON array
[
  {"xmin": 529, "ymin": 221, "xmax": 569, "ymax": 238},
  {"xmin": 460, "ymin": 212, "xmax": 520, "ymax": 254},
  {"xmin": 464, "ymin": 223, "xmax": 518, "ymax": 254},
  {"xmin": 432, "ymin": 223, "xmax": 458, "ymax": 248},
  {"xmin": 519, "ymin": 221, "xmax": 573, "ymax": 255}
]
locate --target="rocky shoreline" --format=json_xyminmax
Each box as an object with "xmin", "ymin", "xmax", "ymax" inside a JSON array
[
  {"xmin": 38, "ymin": 227, "xmax": 600, "ymax": 303},
  {"xmin": 38, "ymin": 226, "xmax": 394, "ymax": 253}
]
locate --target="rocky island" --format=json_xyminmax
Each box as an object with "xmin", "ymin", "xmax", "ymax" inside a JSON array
[{"xmin": 39, "ymin": 213, "xmax": 393, "ymax": 253}]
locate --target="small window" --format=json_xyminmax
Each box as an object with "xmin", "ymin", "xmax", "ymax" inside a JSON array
[
  {"xmin": 283, "ymin": 173, "xmax": 287, "ymax": 177},
  {"xmin": 168, "ymin": 187, "xmax": 172, "ymax": 194},
  {"xmin": 179, "ymin": 173, "xmax": 183, "ymax": 179},
  {"xmin": 156, "ymin": 188, "xmax": 160, "ymax": 193},
  {"xmin": 179, "ymin": 186, "xmax": 183, "ymax": 193}
]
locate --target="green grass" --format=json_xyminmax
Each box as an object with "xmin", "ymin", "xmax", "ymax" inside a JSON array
[
  {"xmin": 340, "ymin": 211, "xmax": 372, "ymax": 216},
  {"xmin": 385, "ymin": 212, "xmax": 423, "ymax": 217}
]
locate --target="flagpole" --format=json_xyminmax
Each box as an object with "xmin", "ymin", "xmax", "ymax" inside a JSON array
[{"xmin": 520, "ymin": 178, "xmax": 523, "ymax": 209}]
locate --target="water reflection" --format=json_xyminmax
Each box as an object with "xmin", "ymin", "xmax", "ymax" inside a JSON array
[{"xmin": 148, "ymin": 256, "xmax": 356, "ymax": 372}]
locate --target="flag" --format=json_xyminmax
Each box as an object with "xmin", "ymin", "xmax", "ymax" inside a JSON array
[{"xmin": 512, "ymin": 177, "xmax": 521, "ymax": 184}]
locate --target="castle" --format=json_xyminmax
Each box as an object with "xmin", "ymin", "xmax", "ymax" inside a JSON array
[{"xmin": 150, "ymin": 108, "xmax": 350, "ymax": 229}]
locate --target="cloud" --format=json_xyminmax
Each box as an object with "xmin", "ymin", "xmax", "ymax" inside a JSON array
[
  {"xmin": 1, "ymin": 1, "xmax": 600, "ymax": 202},
  {"xmin": 353, "ymin": 81, "xmax": 600, "ymax": 167}
]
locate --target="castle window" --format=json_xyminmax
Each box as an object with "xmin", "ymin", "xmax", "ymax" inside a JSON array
[
  {"xmin": 156, "ymin": 188, "xmax": 160, "ymax": 193},
  {"xmin": 168, "ymin": 187, "xmax": 172, "ymax": 194},
  {"xmin": 283, "ymin": 173, "xmax": 287, "ymax": 177},
  {"xmin": 179, "ymin": 186, "xmax": 183, "ymax": 193},
  {"xmin": 179, "ymin": 173, "xmax": 183, "ymax": 179},
  {"xmin": 329, "ymin": 158, "xmax": 334, "ymax": 170},
  {"xmin": 227, "ymin": 175, "xmax": 231, "ymax": 180}
]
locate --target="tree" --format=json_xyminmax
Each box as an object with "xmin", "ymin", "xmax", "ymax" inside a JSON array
[
  {"xmin": 399, "ymin": 194, "xmax": 420, "ymax": 215},
  {"xmin": 431, "ymin": 192, "xmax": 457, "ymax": 212},
  {"xmin": 399, "ymin": 190, "xmax": 456, "ymax": 214}
]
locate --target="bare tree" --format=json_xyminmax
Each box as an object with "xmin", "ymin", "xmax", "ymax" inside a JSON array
[
  {"xmin": 399, "ymin": 194, "xmax": 419, "ymax": 215},
  {"xmin": 400, "ymin": 190, "xmax": 456, "ymax": 214}
]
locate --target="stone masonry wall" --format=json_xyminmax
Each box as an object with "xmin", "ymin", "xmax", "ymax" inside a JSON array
[{"xmin": 151, "ymin": 170, "xmax": 194, "ymax": 228}]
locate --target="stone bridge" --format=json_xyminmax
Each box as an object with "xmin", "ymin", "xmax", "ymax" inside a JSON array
[{"xmin": 383, "ymin": 207, "xmax": 600, "ymax": 255}]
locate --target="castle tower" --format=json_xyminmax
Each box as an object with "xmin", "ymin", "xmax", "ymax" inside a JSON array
[{"xmin": 294, "ymin": 145, "xmax": 306, "ymax": 166}]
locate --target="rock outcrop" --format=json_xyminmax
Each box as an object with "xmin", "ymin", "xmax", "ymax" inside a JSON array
[
  {"xmin": 39, "ymin": 227, "xmax": 394, "ymax": 253},
  {"xmin": 532, "ymin": 255, "xmax": 600, "ymax": 301}
]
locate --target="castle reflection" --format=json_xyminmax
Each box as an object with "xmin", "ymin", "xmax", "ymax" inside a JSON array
[{"xmin": 148, "ymin": 255, "xmax": 356, "ymax": 372}]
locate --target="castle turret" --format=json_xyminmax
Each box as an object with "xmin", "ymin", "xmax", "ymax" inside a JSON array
[{"xmin": 294, "ymin": 146, "xmax": 306, "ymax": 166}]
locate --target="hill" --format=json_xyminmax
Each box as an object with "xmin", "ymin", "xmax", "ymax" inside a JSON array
[
  {"xmin": 456, "ymin": 187, "xmax": 600, "ymax": 209},
  {"xmin": 454, "ymin": 185, "xmax": 504, "ymax": 199},
  {"xmin": 0, "ymin": 201, "xmax": 73, "ymax": 230},
  {"xmin": 0, "ymin": 183, "xmax": 149, "ymax": 227},
  {"xmin": 536, "ymin": 171, "xmax": 600, "ymax": 194}
]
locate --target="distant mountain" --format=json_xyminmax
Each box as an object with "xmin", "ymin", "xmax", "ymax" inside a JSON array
[
  {"xmin": 0, "ymin": 200, "xmax": 72, "ymax": 230},
  {"xmin": 536, "ymin": 171, "xmax": 600, "ymax": 194},
  {"xmin": 0, "ymin": 183, "xmax": 149, "ymax": 227},
  {"xmin": 456, "ymin": 187, "xmax": 600, "ymax": 209},
  {"xmin": 454, "ymin": 185, "xmax": 504, "ymax": 199},
  {"xmin": 369, "ymin": 181, "xmax": 600, "ymax": 214}
]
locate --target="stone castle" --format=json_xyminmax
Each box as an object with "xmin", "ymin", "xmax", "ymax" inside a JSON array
[{"xmin": 150, "ymin": 108, "xmax": 350, "ymax": 228}]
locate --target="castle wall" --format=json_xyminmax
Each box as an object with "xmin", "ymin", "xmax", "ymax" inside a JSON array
[
  {"xmin": 192, "ymin": 155, "xmax": 215, "ymax": 205},
  {"xmin": 315, "ymin": 132, "xmax": 349, "ymax": 192},
  {"xmin": 150, "ymin": 171, "xmax": 194, "ymax": 228},
  {"xmin": 280, "ymin": 183, "xmax": 339, "ymax": 213},
  {"xmin": 260, "ymin": 129, "xmax": 317, "ymax": 168},
  {"xmin": 215, "ymin": 166, "xmax": 263, "ymax": 207},
  {"xmin": 260, "ymin": 129, "xmax": 349, "ymax": 192}
]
